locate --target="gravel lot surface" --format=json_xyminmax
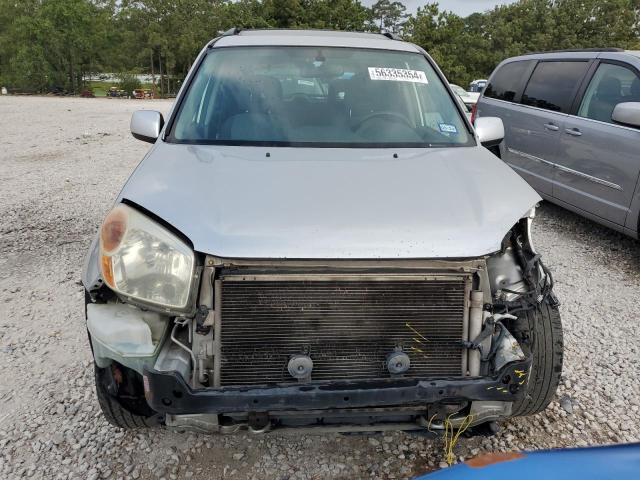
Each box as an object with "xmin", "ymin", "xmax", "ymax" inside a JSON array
[{"xmin": 0, "ymin": 96, "xmax": 639, "ymax": 480}]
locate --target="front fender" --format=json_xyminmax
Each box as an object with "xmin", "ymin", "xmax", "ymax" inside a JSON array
[{"xmin": 82, "ymin": 232, "xmax": 102, "ymax": 293}]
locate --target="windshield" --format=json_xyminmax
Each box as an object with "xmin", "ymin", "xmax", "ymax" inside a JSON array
[{"xmin": 169, "ymin": 46, "xmax": 473, "ymax": 147}]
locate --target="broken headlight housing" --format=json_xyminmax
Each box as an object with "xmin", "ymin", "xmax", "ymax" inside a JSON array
[{"xmin": 99, "ymin": 203, "xmax": 196, "ymax": 312}]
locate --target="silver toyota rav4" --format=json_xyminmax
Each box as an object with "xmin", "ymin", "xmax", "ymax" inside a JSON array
[{"xmin": 82, "ymin": 29, "xmax": 562, "ymax": 435}]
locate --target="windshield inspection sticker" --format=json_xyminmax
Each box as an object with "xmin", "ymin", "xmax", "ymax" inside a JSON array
[
  {"xmin": 368, "ymin": 67, "xmax": 429, "ymax": 84},
  {"xmin": 438, "ymin": 123, "xmax": 458, "ymax": 134}
]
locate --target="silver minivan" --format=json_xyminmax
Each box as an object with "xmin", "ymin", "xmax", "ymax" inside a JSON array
[
  {"xmin": 476, "ymin": 49, "xmax": 640, "ymax": 237},
  {"xmin": 82, "ymin": 29, "xmax": 561, "ymax": 435}
]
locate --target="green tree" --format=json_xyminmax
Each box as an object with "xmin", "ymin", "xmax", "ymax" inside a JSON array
[
  {"xmin": 0, "ymin": 0, "xmax": 115, "ymax": 92},
  {"xmin": 406, "ymin": 4, "xmax": 470, "ymax": 82},
  {"xmin": 117, "ymin": 72, "xmax": 142, "ymax": 95},
  {"xmin": 263, "ymin": 0, "xmax": 303, "ymax": 27},
  {"xmin": 371, "ymin": 0, "xmax": 408, "ymax": 33},
  {"xmin": 407, "ymin": 0, "xmax": 640, "ymax": 86},
  {"xmin": 298, "ymin": 0, "xmax": 373, "ymax": 30},
  {"xmin": 1, "ymin": 0, "xmax": 639, "ymax": 94}
]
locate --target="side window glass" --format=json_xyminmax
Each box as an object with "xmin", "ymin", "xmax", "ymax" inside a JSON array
[
  {"xmin": 484, "ymin": 60, "xmax": 532, "ymax": 101},
  {"xmin": 521, "ymin": 61, "xmax": 589, "ymax": 113},
  {"xmin": 578, "ymin": 63, "xmax": 640, "ymax": 124}
]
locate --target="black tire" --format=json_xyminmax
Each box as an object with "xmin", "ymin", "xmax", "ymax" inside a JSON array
[
  {"xmin": 511, "ymin": 299, "xmax": 563, "ymax": 417},
  {"xmin": 94, "ymin": 364, "xmax": 161, "ymax": 429}
]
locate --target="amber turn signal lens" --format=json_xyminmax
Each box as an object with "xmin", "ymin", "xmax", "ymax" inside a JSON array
[
  {"xmin": 100, "ymin": 206, "xmax": 128, "ymax": 254},
  {"xmin": 101, "ymin": 254, "xmax": 115, "ymax": 288}
]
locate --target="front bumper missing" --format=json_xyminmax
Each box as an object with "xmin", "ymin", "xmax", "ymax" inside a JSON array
[{"xmin": 143, "ymin": 358, "xmax": 531, "ymax": 415}]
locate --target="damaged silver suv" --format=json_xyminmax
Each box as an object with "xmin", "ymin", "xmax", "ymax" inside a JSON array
[{"xmin": 82, "ymin": 29, "xmax": 562, "ymax": 435}]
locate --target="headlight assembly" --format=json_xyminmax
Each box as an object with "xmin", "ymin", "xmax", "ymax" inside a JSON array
[{"xmin": 99, "ymin": 204, "xmax": 196, "ymax": 312}]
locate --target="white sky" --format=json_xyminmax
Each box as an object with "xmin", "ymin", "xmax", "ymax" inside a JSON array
[{"xmin": 363, "ymin": 0, "xmax": 518, "ymax": 16}]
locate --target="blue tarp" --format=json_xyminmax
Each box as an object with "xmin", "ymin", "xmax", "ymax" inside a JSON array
[{"xmin": 414, "ymin": 443, "xmax": 640, "ymax": 480}]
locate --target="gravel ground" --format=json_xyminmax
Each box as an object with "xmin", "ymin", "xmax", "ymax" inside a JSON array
[{"xmin": 0, "ymin": 96, "xmax": 639, "ymax": 480}]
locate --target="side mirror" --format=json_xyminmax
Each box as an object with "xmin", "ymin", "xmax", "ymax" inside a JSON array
[
  {"xmin": 612, "ymin": 102, "xmax": 640, "ymax": 128},
  {"xmin": 130, "ymin": 110, "xmax": 164, "ymax": 143},
  {"xmin": 475, "ymin": 117, "xmax": 504, "ymax": 148}
]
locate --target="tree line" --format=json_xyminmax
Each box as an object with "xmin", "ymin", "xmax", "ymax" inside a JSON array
[{"xmin": 0, "ymin": 0, "xmax": 638, "ymax": 94}]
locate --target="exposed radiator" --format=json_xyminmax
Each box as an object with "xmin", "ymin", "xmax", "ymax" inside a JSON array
[{"xmin": 219, "ymin": 275, "xmax": 468, "ymax": 386}]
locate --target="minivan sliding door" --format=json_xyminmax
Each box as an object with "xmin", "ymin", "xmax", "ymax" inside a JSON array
[{"xmin": 554, "ymin": 61, "xmax": 640, "ymax": 226}]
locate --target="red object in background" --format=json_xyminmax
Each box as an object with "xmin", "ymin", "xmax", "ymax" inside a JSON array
[{"xmin": 470, "ymin": 103, "xmax": 478, "ymax": 124}]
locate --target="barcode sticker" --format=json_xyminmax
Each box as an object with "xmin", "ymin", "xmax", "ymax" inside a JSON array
[
  {"xmin": 439, "ymin": 123, "xmax": 458, "ymax": 134},
  {"xmin": 368, "ymin": 67, "xmax": 429, "ymax": 84}
]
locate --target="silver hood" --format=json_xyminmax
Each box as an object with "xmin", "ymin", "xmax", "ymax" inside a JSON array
[{"xmin": 118, "ymin": 144, "xmax": 541, "ymax": 259}]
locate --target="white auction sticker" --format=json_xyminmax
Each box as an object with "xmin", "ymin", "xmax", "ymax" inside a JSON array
[{"xmin": 368, "ymin": 67, "xmax": 429, "ymax": 84}]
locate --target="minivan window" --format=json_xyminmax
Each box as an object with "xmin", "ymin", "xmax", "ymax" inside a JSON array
[
  {"xmin": 169, "ymin": 47, "xmax": 473, "ymax": 148},
  {"xmin": 578, "ymin": 62, "xmax": 640, "ymax": 124},
  {"xmin": 521, "ymin": 61, "xmax": 590, "ymax": 113},
  {"xmin": 484, "ymin": 60, "xmax": 533, "ymax": 102}
]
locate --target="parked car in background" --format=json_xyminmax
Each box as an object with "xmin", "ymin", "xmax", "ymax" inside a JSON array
[
  {"xmin": 469, "ymin": 79, "xmax": 488, "ymax": 92},
  {"xmin": 453, "ymin": 91, "xmax": 472, "ymax": 120},
  {"xmin": 133, "ymin": 89, "xmax": 145, "ymax": 99},
  {"xmin": 107, "ymin": 86, "xmax": 128, "ymax": 97},
  {"xmin": 82, "ymin": 28, "xmax": 561, "ymax": 436},
  {"xmin": 48, "ymin": 85, "xmax": 66, "ymax": 96},
  {"xmin": 476, "ymin": 48, "xmax": 640, "ymax": 238},
  {"xmin": 450, "ymin": 84, "xmax": 480, "ymax": 107}
]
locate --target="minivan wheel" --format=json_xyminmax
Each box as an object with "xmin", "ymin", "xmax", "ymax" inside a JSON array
[
  {"xmin": 511, "ymin": 299, "xmax": 563, "ymax": 417},
  {"xmin": 94, "ymin": 363, "xmax": 161, "ymax": 429}
]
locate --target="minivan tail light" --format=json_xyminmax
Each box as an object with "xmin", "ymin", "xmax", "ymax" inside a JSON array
[{"xmin": 470, "ymin": 103, "xmax": 478, "ymax": 125}]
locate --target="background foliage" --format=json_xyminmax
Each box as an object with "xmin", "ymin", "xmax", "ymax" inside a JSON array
[{"xmin": 0, "ymin": 0, "xmax": 639, "ymax": 93}]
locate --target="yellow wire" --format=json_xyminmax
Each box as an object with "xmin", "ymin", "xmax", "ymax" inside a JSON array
[
  {"xmin": 405, "ymin": 322, "xmax": 429, "ymax": 341},
  {"xmin": 426, "ymin": 413, "xmax": 438, "ymax": 434},
  {"xmin": 443, "ymin": 414, "xmax": 475, "ymax": 466}
]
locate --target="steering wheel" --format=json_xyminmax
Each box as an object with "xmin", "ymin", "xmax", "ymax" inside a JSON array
[
  {"xmin": 352, "ymin": 111, "xmax": 413, "ymax": 131},
  {"xmin": 289, "ymin": 93, "xmax": 312, "ymax": 102}
]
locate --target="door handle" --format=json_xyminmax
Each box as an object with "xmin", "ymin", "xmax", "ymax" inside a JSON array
[
  {"xmin": 565, "ymin": 128, "xmax": 582, "ymax": 137},
  {"xmin": 543, "ymin": 123, "xmax": 559, "ymax": 131}
]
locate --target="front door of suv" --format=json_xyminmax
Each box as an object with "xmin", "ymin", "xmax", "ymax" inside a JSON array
[{"xmin": 554, "ymin": 61, "xmax": 640, "ymax": 226}]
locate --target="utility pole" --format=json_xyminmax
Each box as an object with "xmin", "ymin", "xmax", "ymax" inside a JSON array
[
  {"xmin": 150, "ymin": 50, "xmax": 156, "ymax": 97},
  {"xmin": 158, "ymin": 52, "xmax": 163, "ymax": 97}
]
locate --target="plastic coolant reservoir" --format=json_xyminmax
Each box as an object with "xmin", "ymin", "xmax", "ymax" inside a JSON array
[{"xmin": 87, "ymin": 303, "xmax": 167, "ymax": 366}]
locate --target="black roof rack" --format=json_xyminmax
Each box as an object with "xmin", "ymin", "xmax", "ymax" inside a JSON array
[
  {"xmin": 217, "ymin": 28, "xmax": 407, "ymax": 41},
  {"xmin": 522, "ymin": 47, "xmax": 624, "ymax": 55},
  {"xmin": 380, "ymin": 29, "xmax": 402, "ymax": 41},
  {"xmin": 222, "ymin": 27, "xmax": 242, "ymax": 36}
]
